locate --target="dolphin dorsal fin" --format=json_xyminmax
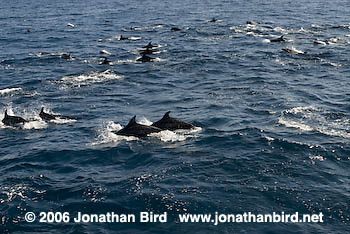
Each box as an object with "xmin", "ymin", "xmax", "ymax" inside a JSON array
[
  {"xmin": 40, "ymin": 107, "xmax": 44, "ymax": 113},
  {"xmin": 163, "ymin": 111, "xmax": 171, "ymax": 119},
  {"xmin": 126, "ymin": 116, "xmax": 137, "ymax": 128},
  {"xmin": 4, "ymin": 110, "xmax": 8, "ymax": 117}
]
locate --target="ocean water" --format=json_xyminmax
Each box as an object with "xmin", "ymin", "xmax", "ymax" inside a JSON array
[{"xmin": 1, "ymin": 0, "xmax": 350, "ymax": 233}]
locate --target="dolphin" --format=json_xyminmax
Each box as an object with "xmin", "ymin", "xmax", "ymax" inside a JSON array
[
  {"xmin": 39, "ymin": 107, "xmax": 59, "ymax": 121},
  {"xmin": 2, "ymin": 110, "xmax": 27, "ymax": 126},
  {"xmin": 142, "ymin": 42, "xmax": 158, "ymax": 49},
  {"xmin": 120, "ymin": 35, "xmax": 129, "ymax": 40},
  {"xmin": 151, "ymin": 111, "xmax": 194, "ymax": 131},
  {"xmin": 61, "ymin": 53, "xmax": 74, "ymax": 60},
  {"xmin": 100, "ymin": 57, "xmax": 111, "ymax": 65},
  {"xmin": 139, "ymin": 47, "xmax": 157, "ymax": 55},
  {"xmin": 136, "ymin": 54, "xmax": 155, "ymax": 62},
  {"xmin": 171, "ymin": 27, "xmax": 181, "ymax": 31},
  {"xmin": 282, "ymin": 47, "xmax": 307, "ymax": 54},
  {"xmin": 270, "ymin": 35, "xmax": 286, "ymax": 43},
  {"xmin": 114, "ymin": 116, "xmax": 162, "ymax": 137}
]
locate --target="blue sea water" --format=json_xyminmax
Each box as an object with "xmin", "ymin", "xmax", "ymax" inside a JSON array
[{"xmin": 1, "ymin": 0, "xmax": 350, "ymax": 233}]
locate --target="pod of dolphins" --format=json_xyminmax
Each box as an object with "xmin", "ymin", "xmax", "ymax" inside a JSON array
[
  {"xmin": 2, "ymin": 107, "xmax": 62, "ymax": 125},
  {"xmin": 2, "ymin": 109, "xmax": 195, "ymax": 138},
  {"xmin": 136, "ymin": 42, "xmax": 159, "ymax": 63}
]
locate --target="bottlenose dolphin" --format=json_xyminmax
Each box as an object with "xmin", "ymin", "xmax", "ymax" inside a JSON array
[
  {"xmin": 270, "ymin": 35, "xmax": 286, "ymax": 43},
  {"xmin": 39, "ymin": 107, "xmax": 59, "ymax": 121},
  {"xmin": 114, "ymin": 116, "xmax": 162, "ymax": 137},
  {"xmin": 151, "ymin": 111, "xmax": 194, "ymax": 130},
  {"xmin": 137, "ymin": 54, "xmax": 155, "ymax": 62},
  {"xmin": 2, "ymin": 110, "xmax": 27, "ymax": 126}
]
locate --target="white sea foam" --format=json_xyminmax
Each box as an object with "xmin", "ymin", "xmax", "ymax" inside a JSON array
[
  {"xmin": 59, "ymin": 69, "xmax": 123, "ymax": 87},
  {"xmin": 115, "ymin": 59, "xmax": 137, "ymax": 64},
  {"xmin": 100, "ymin": 50, "xmax": 111, "ymax": 55},
  {"xmin": 90, "ymin": 121, "xmax": 136, "ymax": 146},
  {"xmin": 314, "ymin": 40, "xmax": 327, "ymax": 46},
  {"xmin": 23, "ymin": 120, "xmax": 48, "ymax": 130},
  {"xmin": 128, "ymin": 36, "xmax": 142, "ymax": 40},
  {"xmin": 279, "ymin": 106, "xmax": 350, "ymax": 138},
  {"xmin": 50, "ymin": 118, "xmax": 77, "ymax": 124},
  {"xmin": 309, "ymin": 155, "xmax": 325, "ymax": 161},
  {"xmin": 0, "ymin": 87, "xmax": 22, "ymax": 95},
  {"xmin": 138, "ymin": 117, "xmax": 153, "ymax": 126}
]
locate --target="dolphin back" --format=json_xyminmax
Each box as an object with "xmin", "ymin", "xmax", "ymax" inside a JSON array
[
  {"xmin": 152, "ymin": 112, "xmax": 194, "ymax": 130},
  {"xmin": 2, "ymin": 110, "xmax": 27, "ymax": 125},
  {"xmin": 115, "ymin": 116, "xmax": 162, "ymax": 137}
]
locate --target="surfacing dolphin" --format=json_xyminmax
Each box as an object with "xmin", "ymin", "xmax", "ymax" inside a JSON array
[
  {"xmin": 139, "ymin": 47, "xmax": 157, "ymax": 55},
  {"xmin": 270, "ymin": 35, "xmax": 286, "ymax": 43},
  {"xmin": 136, "ymin": 54, "xmax": 155, "ymax": 62},
  {"xmin": 142, "ymin": 42, "xmax": 158, "ymax": 49},
  {"xmin": 120, "ymin": 35, "xmax": 129, "ymax": 40},
  {"xmin": 2, "ymin": 110, "xmax": 27, "ymax": 126},
  {"xmin": 151, "ymin": 111, "xmax": 194, "ymax": 131},
  {"xmin": 99, "ymin": 57, "xmax": 112, "ymax": 65},
  {"xmin": 114, "ymin": 116, "xmax": 162, "ymax": 137},
  {"xmin": 171, "ymin": 27, "xmax": 181, "ymax": 31},
  {"xmin": 39, "ymin": 107, "xmax": 60, "ymax": 121}
]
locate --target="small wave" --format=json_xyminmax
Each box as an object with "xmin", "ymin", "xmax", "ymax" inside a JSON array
[
  {"xmin": 279, "ymin": 106, "xmax": 350, "ymax": 139},
  {"xmin": 67, "ymin": 23, "xmax": 76, "ymax": 28},
  {"xmin": 90, "ymin": 121, "xmax": 136, "ymax": 146},
  {"xmin": 100, "ymin": 50, "xmax": 111, "ymax": 55},
  {"xmin": 129, "ymin": 36, "xmax": 142, "ymax": 40},
  {"xmin": 0, "ymin": 183, "xmax": 46, "ymax": 203},
  {"xmin": 1, "ymin": 184, "xmax": 28, "ymax": 202},
  {"xmin": 50, "ymin": 118, "xmax": 76, "ymax": 124},
  {"xmin": 309, "ymin": 155, "xmax": 325, "ymax": 161},
  {"xmin": 23, "ymin": 120, "xmax": 48, "ymax": 130},
  {"xmin": 138, "ymin": 117, "xmax": 153, "ymax": 126},
  {"xmin": 58, "ymin": 69, "xmax": 123, "ymax": 88},
  {"xmin": 121, "ymin": 25, "xmax": 163, "ymax": 32},
  {"xmin": 0, "ymin": 87, "xmax": 22, "ymax": 95},
  {"xmin": 114, "ymin": 59, "xmax": 137, "ymax": 64}
]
